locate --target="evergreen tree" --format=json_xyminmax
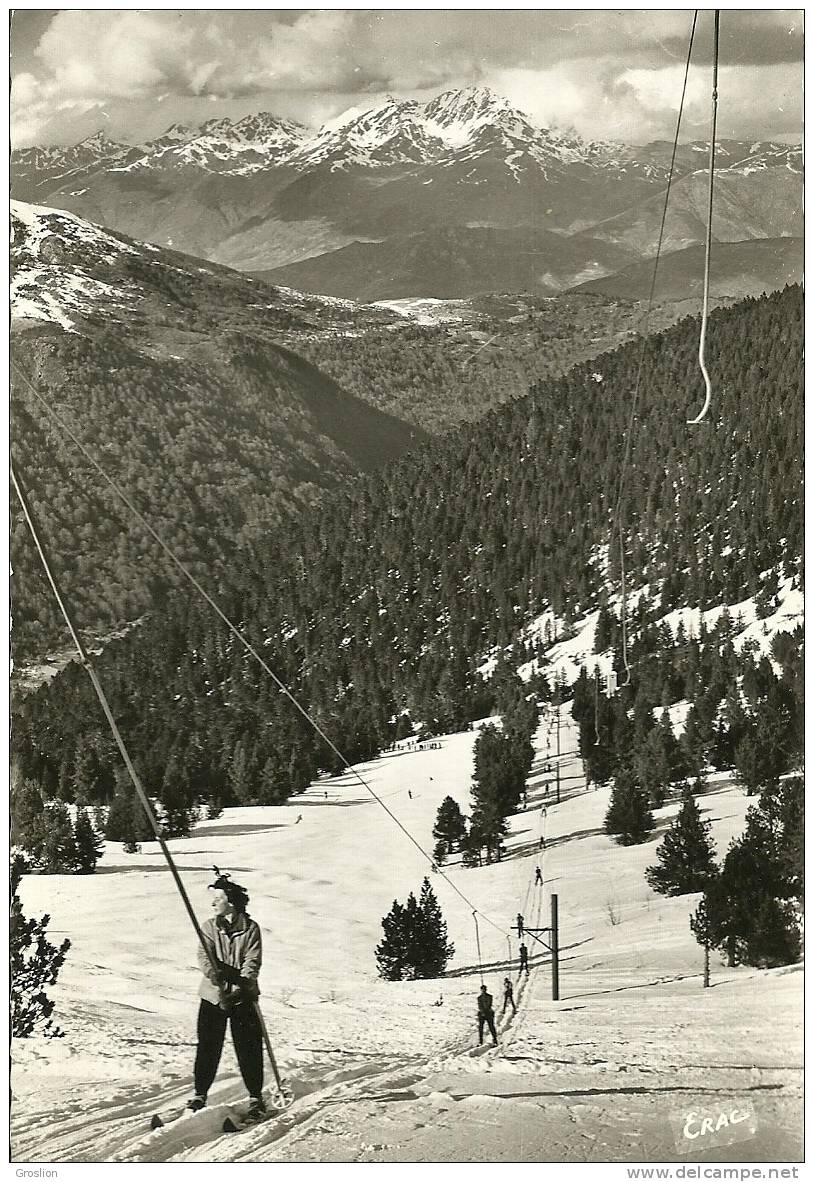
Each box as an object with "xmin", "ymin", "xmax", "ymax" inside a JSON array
[
  {"xmin": 159, "ymin": 774, "xmax": 194, "ymax": 839},
  {"xmin": 10, "ymin": 775, "xmax": 45, "ymax": 862},
  {"xmin": 460, "ymin": 816, "xmax": 487, "ymax": 867},
  {"xmin": 10, "ymin": 854, "xmax": 71, "ymax": 1037},
  {"xmin": 40, "ymin": 803, "xmax": 79, "ymax": 873},
  {"xmin": 375, "ymin": 879, "xmax": 454, "ymax": 980},
  {"xmin": 375, "ymin": 899, "xmax": 411, "ymax": 981},
  {"xmin": 105, "ymin": 773, "xmax": 153, "ymax": 849},
  {"xmin": 691, "ymin": 781, "xmax": 803, "ymax": 968},
  {"xmin": 433, "ymin": 838, "xmax": 447, "ymax": 867},
  {"xmin": 432, "ymin": 796, "xmax": 467, "ymax": 855},
  {"xmin": 645, "ymin": 787, "xmax": 717, "ymax": 896},
  {"xmin": 604, "ymin": 768, "xmax": 654, "ymax": 846},
  {"xmin": 413, "ymin": 878, "xmax": 455, "ymax": 977},
  {"xmin": 73, "ymin": 807, "xmax": 104, "ymax": 874},
  {"xmin": 633, "ymin": 723, "xmax": 673, "ymax": 807}
]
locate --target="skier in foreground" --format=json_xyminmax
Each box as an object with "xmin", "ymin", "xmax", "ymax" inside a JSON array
[
  {"xmin": 187, "ymin": 870, "xmax": 266, "ymax": 1120},
  {"xmin": 477, "ymin": 984, "xmax": 499, "ymax": 1046}
]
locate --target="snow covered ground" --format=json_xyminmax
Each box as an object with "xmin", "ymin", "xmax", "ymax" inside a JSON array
[{"xmin": 11, "ymin": 706, "xmax": 802, "ymax": 1165}]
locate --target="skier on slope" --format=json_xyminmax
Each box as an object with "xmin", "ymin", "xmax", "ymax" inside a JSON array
[
  {"xmin": 516, "ymin": 912, "xmax": 524, "ymax": 938},
  {"xmin": 501, "ymin": 977, "xmax": 517, "ymax": 1016},
  {"xmin": 535, "ymin": 866, "xmax": 543, "ymax": 885},
  {"xmin": 477, "ymin": 985, "xmax": 498, "ymax": 1046},
  {"xmin": 187, "ymin": 870, "xmax": 266, "ymax": 1120},
  {"xmin": 519, "ymin": 942, "xmax": 530, "ymax": 974}
]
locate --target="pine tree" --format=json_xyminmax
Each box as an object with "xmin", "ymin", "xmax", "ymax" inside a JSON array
[
  {"xmin": 10, "ymin": 775, "xmax": 45, "ymax": 863},
  {"xmin": 106, "ymin": 773, "xmax": 153, "ymax": 849},
  {"xmin": 375, "ymin": 899, "xmax": 410, "ymax": 981},
  {"xmin": 645, "ymin": 787, "xmax": 717, "ymax": 896},
  {"xmin": 432, "ymin": 796, "xmax": 467, "ymax": 855},
  {"xmin": 375, "ymin": 879, "xmax": 454, "ymax": 980},
  {"xmin": 691, "ymin": 782, "xmax": 803, "ymax": 968},
  {"xmin": 633, "ymin": 723, "xmax": 672, "ymax": 807},
  {"xmin": 413, "ymin": 877, "xmax": 455, "ymax": 977},
  {"xmin": 604, "ymin": 768, "xmax": 654, "ymax": 846},
  {"xmin": 10, "ymin": 854, "xmax": 71, "ymax": 1037},
  {"xmin": 73, "ymin": 807, "xmax": 104, "ymax": 874},
  {"xmin": 40, "ymin": 803, "xmax": 79, "ymax": 873},
  {"xmin": 159, "ymin": 770, "xmax": 193, "ymax": 838}
]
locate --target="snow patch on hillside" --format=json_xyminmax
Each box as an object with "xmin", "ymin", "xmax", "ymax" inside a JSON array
[
  {"xmin": 11, "ymin": 199, "xmax": 139, "ymax": 261},
  {"xmin": 371, "ymin": 297, "xmax": 471, "ymax": 325},
  {"xmin": 514, "ymin": 572, "xmax": 801, "ymax": 689}
]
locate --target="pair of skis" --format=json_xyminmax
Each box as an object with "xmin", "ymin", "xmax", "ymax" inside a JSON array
[
  {"xmin": 151, "ymin": 1082, "xmax": 292, "ymax": 1134},
  {"xmin": 151, "ymin": 1000, "xmax": 291, "ymax": 1133}
]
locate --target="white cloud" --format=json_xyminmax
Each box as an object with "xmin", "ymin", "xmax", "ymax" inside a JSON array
[{"xmin": 10, "ymin": 10, "xmax": 804, "ymax": 148}]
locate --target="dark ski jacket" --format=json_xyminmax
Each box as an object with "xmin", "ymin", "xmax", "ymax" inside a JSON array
[
  {"xmin": 477, "ymin": 990, "xmax": 494, "ymax": 1016},
  {"xmin": 198, "ymin": 911, "xmax": 262, "ymax": 1005}
]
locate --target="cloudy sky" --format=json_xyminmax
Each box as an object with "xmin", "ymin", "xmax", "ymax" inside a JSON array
[{"xmin": 11, "ymin": 8, "xmax": 803, "ymax": 148}]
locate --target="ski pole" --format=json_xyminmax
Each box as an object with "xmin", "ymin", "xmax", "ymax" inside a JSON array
[{"xmin": 253, "ymin": 1000, "xmax": 284, "ymax": 1092}]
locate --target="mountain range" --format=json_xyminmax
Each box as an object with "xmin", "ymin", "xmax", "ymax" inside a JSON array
[{"xmin": 13, "ymin": 87, "xmax": 802, "ymax": 300}]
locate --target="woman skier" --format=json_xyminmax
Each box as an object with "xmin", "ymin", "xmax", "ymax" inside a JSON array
[{"xmin": 187, "ymin": 869, "xmax": 266, "ymax": 1119}]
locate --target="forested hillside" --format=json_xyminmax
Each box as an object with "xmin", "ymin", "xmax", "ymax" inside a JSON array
[
  {"xmin": 11, "ymin": 330, "xmax": 424, "ymax": 657},
  {"xmin": 13, "ymin": 288, "xmax": 802, "ymax": 823},
  {"xmin": 296, "ymin": 292, "xmax": 732, "ymax": 432}
]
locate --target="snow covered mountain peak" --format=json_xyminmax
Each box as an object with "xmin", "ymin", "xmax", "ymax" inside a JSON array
[
  {"xmin": 424, "ymin": 85, "xmax": 521, "ymax": 126},
  {"xmin": 75, "ymin": 129, "xmax": 121, "ymax": 152},
  {"xmin": 288, "ymin": 95, "xmax": 440, "ymax": 169}
]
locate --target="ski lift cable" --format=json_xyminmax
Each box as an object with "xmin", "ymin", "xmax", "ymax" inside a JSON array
[
  {"xmin": 609, "ymin": 10, "xmax": 699, "ymax": 686},
  {"xmin": 687, "ymin": 9, "xmax": 720, "ymax": 425},
  {"xmin": 12, "ymin": 467, "xmax": 292, "ymax": 1096},
  {"xmin": 11, "ymin": 464, "xmax": 288, "ymax": 1051},
  {"xmin": 11, "ymin": 364, "xmax": 510, "ymax": 939}
]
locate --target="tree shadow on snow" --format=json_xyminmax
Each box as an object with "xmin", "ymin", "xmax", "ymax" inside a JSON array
[
  {"xmin": 96, "ymin": 862, "xmax": 255, "ymax": 875},
  {"xmin": 195, "ymin": 822, "xmax": 289, "ymax": 837}
]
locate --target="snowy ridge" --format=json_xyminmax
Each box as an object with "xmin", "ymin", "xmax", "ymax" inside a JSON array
[
  {"xmin": 117, "ymin": 112, "xmax": 308, "ymax": 175},
  {"xmin": 13, "ymin": 88, "xmax": 801, "ymax": 194},
  {"xmin": 9, "ymin": 200, "xmax": 384, "ymax": 333},
  {"xmin": 11, "ymin": 200, "xmax": 145, "ymax": 330},
  {"xmin": 12, "ymin": 87, "xmax": 673, "ymax": 181}
]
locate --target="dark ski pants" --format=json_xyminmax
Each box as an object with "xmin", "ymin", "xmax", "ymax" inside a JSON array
[
  {"xmin": 502, "ymin": 998, "xmax": 516, "ymax": 1016},
  {"xmin": 478, "ymin": 1013, "xmax": 498, "ymax": 1044},
  {"xmin": 194, "ymin": 998, "xmax": 263, "ymax": 1099}
]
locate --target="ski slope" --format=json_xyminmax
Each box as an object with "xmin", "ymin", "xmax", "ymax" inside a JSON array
[{"xmin": 11, "ymin": 706, "xmax": 802, "ymax": 1164}]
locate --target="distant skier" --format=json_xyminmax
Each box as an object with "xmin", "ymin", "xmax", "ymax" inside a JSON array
[
  {"xmin": 501, "ymin": 977, "xmax": 517, "ymax": 1016},
  {"xmin": 541, "ymin": 805, "xmax": 547, "ymax": 820},
  {"xmin": 477, "ymin": 985, "xmax": 498, "ymax": 1046},
  {"xmin": 535, "ymin": 866, "xmax": 543, "ymax": 885},
  {"xmin": 324, "ymin": 791, "xmax": 328, "ymax": 799},
  {"xmin": 408, "ymin": 790, "xmax": 412, "ymax": 799},
  {"xmin": 516, "ymin": 913, "xmax": 524, "ymax": 938},
  {"xmin": 539, "ymin": 835, "xmax": 545, "ymax": 850},
  {"xmin": 187, "ymin": 870, "xmax": 265, "ymax": 1120},
  {"xmin": 295, "ymin": 815, "xmax": 303, "ymax": 824},
  {"xmin": 519, "ymin": 942, "xmax": 529, "ymax": 974}
]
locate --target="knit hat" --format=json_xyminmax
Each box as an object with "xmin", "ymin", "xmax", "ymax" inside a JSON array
[{"xmin": 209, "ymin": 866, "xmax": 249, "ymax": 913}]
